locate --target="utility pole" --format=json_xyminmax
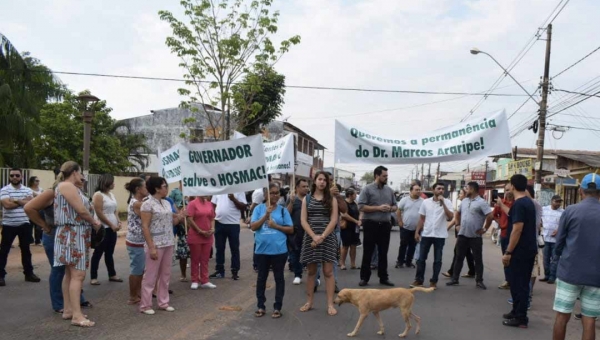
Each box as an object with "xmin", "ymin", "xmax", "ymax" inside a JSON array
[
  {"xmin": 535, "ymin": 24, "xmax": 552, "ymax": 185},
  {"xmin": 484, "ymin": 160, "xmax": 489, "ymax": 191},
  {"xmin": 421, "ymin": 163, "xmax": 425, "ymax": 184},
  {"xmin": 436, "ymin": 163, "xmax": 440, "ymax": 181},
  {"xmin": 427, "ymin": 163, "xmax": 431, "ymax": 189}
]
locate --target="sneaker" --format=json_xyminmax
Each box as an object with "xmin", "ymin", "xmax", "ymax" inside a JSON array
[
  {"xmin": 0, "ymin": 278, "xmax": 5, "ymax": 286},
  {"xmin": 547, "ymin": 280, "xmax": 555, "ymax": 284},
  {"xmin": 25, "ymin": 274, "xmax": 41, "ymax": 283},
  {"xmin": 209, "ymin": 272, "xmax": 225, "ymax": 279},
  {"xmin": 410, "ymin": 281, "xmax": 423, "ymax": 288},
  {"xmin": 161, "ymin": 306, "xmax": 175, "ymax": 312},
  {"xmin": 314, "ymin": 279, "xmax": 320, "ymax": 293},
  {"xmin": 442, "ymin": 272, "xmax": 451, "ymax": 278},
  {"xmin": 191, "ymin": 283, "xmax": 199, "ymax": 290},
  {"xmin": 201, "ymin": 282, "xmax": 217, "ymax": 289},
  {"xmin": 429, "ymin": 282, "xmax": 437, "ymax": 290},
  {"xmin": 461, "ymin": 273, "xmax": 475, "ymax": 279},
  {"xmin": 508, "ymin": 298, "xmax": 513, "ymax": 304},
  {"xmin": 142, "ymin": 309, "xmax": 156, "ymax": 315},
  {"xmin": 293, "ymin": 277, "xmax": 302, "ymax": 285},
  {"xmin": 476, "ymin": 282, "xmax": 487, "ymax": 290},
  {"xmin": 498, "ymin": 281, "xmax": 510, "ymax": 289},
  {"xmin": 232, "ymin": 272, "xmax": 240, "ymax": 281},
  {"xmin": 446, "ymin": 280, "xmax": 459, "ymax": 286},
  {"xmin": 502, "ymin": 318, "xmax": 528, "ymax": 328},
  {"xmin": 503, "ymin": 312, "xmax": 516, "ymax": 319}
]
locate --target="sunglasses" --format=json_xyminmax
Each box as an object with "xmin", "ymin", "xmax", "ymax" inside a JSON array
[{"xmin": 9, "ymin": 174, "xmax": 21, "ymax": 178}]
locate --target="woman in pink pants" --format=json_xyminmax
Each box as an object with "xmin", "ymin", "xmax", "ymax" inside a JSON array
[
  {"xmin": 186, "ymin": 196, "xmax": 217, "ymax": 289},
  {"xmin": 139, "ymin": 177, "xmax": 185, "ymax": 315}
]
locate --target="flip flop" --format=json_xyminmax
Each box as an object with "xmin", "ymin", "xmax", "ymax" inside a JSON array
[
  {"xmin": 340, "ymin": 266, "xmax": 347, "ymax": 270},
  {"xmin": 109, "ymin": 277, "xmax": 123, "ymax": 282},
  {"xmin": 254, "ymin": 309, "xmax": 266, "ymax": 317},
  {"xmin": 179, "ymin": 277, "xmax": 189, "ymax": 282},
  {"xmin": 71, "ymin": 319, "xmax": 95, "ymax": 327},
  {"xmin": 90, "ymin": 280, "xmax": 100, "ymax": 286},
  {"xmin": 272, "ymin": 310, "xmax": 282, "ymax": 319},
  {"xmin": 63, "ymin": 314, "xmax": 88, "ymax": 320},
  {"xmin": 328, "ymin": 305, "xmax": 338, "ymax": 316},
  {"xmin": 350, "ymin": 266, "xmax": 360, "ymax": 270},
  {"xmin": 299, "ymin": 303, "xmax": 313, "ymax": 312}
]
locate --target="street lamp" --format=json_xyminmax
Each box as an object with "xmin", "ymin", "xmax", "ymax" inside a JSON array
[{"xmin": 76, "ymin": 93, "xmax": 100, "ymax": 180}]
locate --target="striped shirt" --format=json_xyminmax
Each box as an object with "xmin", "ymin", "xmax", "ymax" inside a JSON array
[
  {"xmin": 54, "ymin": 186, "xmax": 93, "ymax": 227},
  {"xmin": 1, "ymin": 184, "xmax": 33, "ymax": 226}
]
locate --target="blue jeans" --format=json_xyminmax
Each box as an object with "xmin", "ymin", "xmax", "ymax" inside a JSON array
[
  {"xmin": 214, "ymin": 222, "xmax": 240, "ymax": 274},
  {"xmin": 415, "ymin": 237, "xmax": 445, "ymax": 283},
  {"xmin": 42, "ymin": 233, "xmax": 86, "ymax": 311},
  {"xmin": 542, "ymin": 242, "xmax": 557, "ymax": 280}
]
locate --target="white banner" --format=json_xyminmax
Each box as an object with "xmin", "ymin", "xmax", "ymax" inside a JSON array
[
  {"xmin": 160, "ymin": 144, "xmax": 182, "ymax": 183},
  {"xmin": 180, "ymin": 135, "xmax": 268, "ymax": 196},
  {"xmin": 232, "ymin": 130, "xmax": 247, "ymax": 140},
  {"xmin": 264, "ymin": 134, "xmax": 295, "ymax": 174},
  {"xmin": 335, "ymin": 110, "xmax": 511, "ymax": 164}
]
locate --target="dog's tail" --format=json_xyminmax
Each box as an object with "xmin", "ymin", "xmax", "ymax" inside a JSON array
[{"xmin": 409, "ymin": 287, "xmax": 435, "ymax": 294}]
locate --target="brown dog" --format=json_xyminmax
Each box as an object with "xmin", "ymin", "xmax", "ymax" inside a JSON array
[{"xmin": 333, "ymin": 287, "xmax": 434, "ymax": 338}]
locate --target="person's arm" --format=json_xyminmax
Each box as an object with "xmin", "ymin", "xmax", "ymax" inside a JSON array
[
  {"xmin": 301, "ymin": 197, "xmax": 322, "ymax": 246},
  {"xmin": 477, "ymin": 212, "xmax": 494, "ymax": 235},
  {"xmin": 286, "ymin": 194, "xmax": 295, "ymax": 214},
  {"xmin": 441, "ymin": 199, "xmax": 453, "ymax": 220},
  {"xmin": 228, "ymin": 193, "xmax": 247, "ymax": 211},
  {"xmin": 140, "ymin": 206, "xmax": 158, "ymax": 260},
  {"xmin": 357, "ymin": 189, "xmax": 384, "ymax": 213},
  {"xmin": 554, "ymin": 211, "xmax": 569, "ymax": 258},
  {"xmin": 448, "ymin": 210, "xmax": 461, "ymax": 231},
  {"xmin": 60, "ymin": 183, "xmax": 97, "ymax": 226},
  {"xmin": 495, "ymin": 199, "xmax": 510, "ymax": 215},
  {"xmin": 93, "ymin": 193, "xmax": 118, "ymax": 231},
  {"xmin": 1, "ymin": 189, "xmax": 31, "ymax": 209},
  {"xmin": 321, "ymin": 198, "xmax": 339, "ymax": 239},
  {"xmin": 24, "ymin": 190, "xmax": 55, "ymax": 233},
  {"xmin": 336, "ymin": 195, "xmax": 348, "ymax": 214},
  {"xmin": 341, "ymin": 211, "xmax": 360, "ymax": 224},
  {"xmin": 396, "ymin": 209, "xmax": 403, "ymax": 228},
  {"xmin": 250, "ymin": 205, "xmax": 271, "ymax": 232},
  {"xmin": 185, "ymin": 202, "xmax": 205, "ymax": 235},
  {"xmin": 267, "ymin": 208, "xmax": 294, "ymax": 235},
  {"xmin": 389, "ymin": 190, "xmax": 398, "ymax": 213},
  {"xmin": 502, "ymin": 220, "xmax": 524, "ymax": 267},
  {"xmin": 415, "ymin": 215, "xmax": 425, "ymax": 242}
]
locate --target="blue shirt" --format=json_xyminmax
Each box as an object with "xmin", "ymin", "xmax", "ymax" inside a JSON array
[
  {"xmin": 251, "ymin": 203, "xmax": 293, "ymax": 255},
  {"xmin": 507, "ymin": 197, "xmax": 538, "ymax": 259},
  {"xmin": 165, "ymin": 197, "xmax": 177, "ymax": 235},
  {"xmin": 555, "ymin": 197, "xmax": 600, "ymax": 287}
]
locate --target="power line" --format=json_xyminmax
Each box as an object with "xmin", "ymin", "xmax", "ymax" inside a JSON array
[
  {"xmin": 15, "ymin": 68, "xmax": 529, "ymax": 97},
  {"xmin": 549, "ymin": 124, "xmax": 600, "ymax": 132},
  {"xmin": 548, "ymin": 0, "xmax": 571, "ymax": 24},
  {"xmin": 552, "ymin": 45, "xmax": 600, "ymax": 79},
  {"xmin": 553, "ymin": 89, "xmax": 600, "ymax": 98},
  {"xmin": 548, "ymin": 89, "xmax": 600, "ymax": 118}
]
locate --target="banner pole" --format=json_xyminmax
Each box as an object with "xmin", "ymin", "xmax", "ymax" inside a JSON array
[{"xmin": 181, "ymin": 181, "xmax": 188, "ymax": 235}]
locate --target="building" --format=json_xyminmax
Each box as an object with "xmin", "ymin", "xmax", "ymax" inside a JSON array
[{"xmin": 323, "ymin": 167, "xmax": 355, "ymax": 189}]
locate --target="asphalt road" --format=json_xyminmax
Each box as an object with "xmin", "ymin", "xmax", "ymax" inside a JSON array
[{"xmin": 0, "ymin": 227, "xmax": 594, "ymax": 340}]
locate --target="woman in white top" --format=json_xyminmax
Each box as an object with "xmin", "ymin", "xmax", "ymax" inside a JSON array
[{"xmin": 90, "ymin": 174, "xmax": 122, "ymax": 285}]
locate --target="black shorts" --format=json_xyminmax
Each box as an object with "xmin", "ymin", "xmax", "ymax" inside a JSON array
[{"xmin": 340, "ymin": 226, "xmax": 360, "ymax": 247}]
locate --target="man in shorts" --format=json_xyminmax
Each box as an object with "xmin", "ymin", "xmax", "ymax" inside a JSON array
[{"xmin": 552, "ymin": 173, "xmax": 600, "ymax": 340}]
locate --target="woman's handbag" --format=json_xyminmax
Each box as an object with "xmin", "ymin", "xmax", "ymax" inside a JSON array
[
  {"xmin": 537, "ymin": 234, "xmax": 545, "ymax": 249},
  {"xmin": 91, "ymin": 227, "xmax": 106, "ymax": 249}
]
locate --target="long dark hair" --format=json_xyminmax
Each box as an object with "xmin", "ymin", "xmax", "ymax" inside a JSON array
[
  {"xmin": 95, "ymin": 174, "xmax": 115, "ymax": 193},
  {"xmin": 125, "ymin": 178, "xmax": 145, "ymax": 204},
  {"xmin": 310, "ymin": 171, "xmax": 333, "ymax": 211},
  {"xmin": 28, "ymin": 176, "xmax": 38, "ymax": 188}
]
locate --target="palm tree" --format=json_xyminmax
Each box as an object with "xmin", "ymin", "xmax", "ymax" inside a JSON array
[
  {"xmin": 0, "ymin": 33, "xmax": 64, "ymax": 167},
  {"xmin": 111, "ymin": 121, "xmax": 151, "ymax": 172}
]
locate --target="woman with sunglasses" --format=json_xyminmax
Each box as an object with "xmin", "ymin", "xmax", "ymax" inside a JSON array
[{"xmin": 250, "ymin": 183, "xmax": 293, "ymax": 319}]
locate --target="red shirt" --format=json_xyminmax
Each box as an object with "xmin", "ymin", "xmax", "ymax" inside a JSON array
[
  {"xmin": 493, "ymin": 199, "xmax": 513, "ymax": 238},
  {"xmin": 186, "ymin": 198, "xmax": 216, "ymax": 244}
]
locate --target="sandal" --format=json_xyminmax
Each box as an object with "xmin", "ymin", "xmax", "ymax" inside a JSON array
[
  {"xmin": 71, "ymin": 319, "xmax": 95, "ymax": 327},
  {"xmin": 350, "ymin": 266, "xmax": 360, "ymax": 270},
  {"xmin": 180, "ymin": 277, "xmax": 189, "ymax": 282},
  {"xmin": 299, "ymin": 303, "xmax": 313, "ymax": 312},
  {"xmin": 272, "ymin": 310, "xmax": 282, "ymax": 319},
  {"xmin": 340, "ymin": 266, "xmax": 347, "ymax": 270},
  {"xmin": 90, "ymin": 280, "xmax": 101, "ymax": 286},
  {"xmin": 63, "ymin": 314, "xmax": 88, "ymax": 320},
  {"xmin": 254, "ymin": 309, "xmax": 266, "ymax": 317},
  {"xmin": 127, "ymin": 299, "xmax": 141, "ymax": 305},
  {"xmin": 109, "ymin": 277, "xmax": 123, "ymax": 283},
  {"xmin": 328, "ymin": 305, "xmax": 338, "ymax": 316}
]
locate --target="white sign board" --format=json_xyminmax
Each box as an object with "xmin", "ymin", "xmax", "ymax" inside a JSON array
[
  {"xmin": 263, "ymin": 134, "xmax": 295, "ymax": 174},
  {"xmin": 335, "ymin": 110, "xmax": 511, "ymax": 164},
  {"xmin": 180, "ymin": 135, "xmax": 268, "ymax": 196},
  {"xmin": 160, "ymin": 144, "xmax": 182, "ymax": 183}
]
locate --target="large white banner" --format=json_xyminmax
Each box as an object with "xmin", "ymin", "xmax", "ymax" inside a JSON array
[
  {"xmin": 160, "ymin": 144, "xmax": 182, "ymax": 183},
  {"xmin": 335, "ymin": 110, "xmax": 511, "ymax": 164},
  {"xmin": 263, "ymin": 134, "xmax": 294, "ymax": 174},
  {"xmin": 180, "ymin": 135, "xmax": 269, "ymax": 196}
]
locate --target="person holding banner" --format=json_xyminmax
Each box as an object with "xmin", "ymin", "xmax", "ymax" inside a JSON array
[
  {"xmin": 299, "ymin": 171, "xmax": 339, "ymax": 316},
  {"xmin": 210, "ymin": 192, "xmax": 247, "ymax": 280},
  {"xmin": 358, "ymin": 166, "xmax": 397, "ymax": 287},
  {"xmin": 251, "ymin": 183, "xmax": 293, "ymax": 319}
]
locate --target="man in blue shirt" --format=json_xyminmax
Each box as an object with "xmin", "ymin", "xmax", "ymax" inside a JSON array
[
  {"xmin": 502, "ymin": 174, "xmax": 538, "ymax": 328},
  {"xmin": 552, "ymin": 173, "xmax": 600, "ymax": 340}
]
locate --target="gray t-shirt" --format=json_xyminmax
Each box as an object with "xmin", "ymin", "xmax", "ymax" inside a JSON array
[
  {"xmin": 398, "ymin": 196, "xmax": 423, "ymax": 231},
  {"xmin": 459, "ymin": 196, "xmax": 492, "ymax": 238},
  {"xmin": 357, "ymin": 182, "xmax": 396, "ymax": 222}
]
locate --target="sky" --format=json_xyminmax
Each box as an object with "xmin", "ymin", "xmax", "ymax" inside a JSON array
[{"xmin": 3, "ymin": 0, "xmax": 600, "ymax": 189}]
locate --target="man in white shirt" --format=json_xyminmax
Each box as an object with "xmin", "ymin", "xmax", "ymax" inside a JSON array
[
  {"xmin": 210, "ymin": 193, "xmax": 248, "ymax": 280},
  {"xmin": 411, "ymin": 182, "xmax": 453, "ymax": 289},
  {"xmin": 540, "ymin": 195, "xmax": 564, "ymax": 284},
  {"xmin": 395, "ymin": 183, "xmax": 424, "ymax": 268}
]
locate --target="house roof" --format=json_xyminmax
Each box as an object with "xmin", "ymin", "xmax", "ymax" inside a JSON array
[
  {"xmin": 490, "ymin": 147, "xmax": 600, "ymax": 160},
  {"xmin": 283, "ymin": 121, "xmax": 327, "ymax": 150},
  {"xmin": 554, "ymin": 152, "xmax": 600, "ymax": 168}
]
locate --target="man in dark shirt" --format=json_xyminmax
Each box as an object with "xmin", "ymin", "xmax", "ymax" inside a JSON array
[
  {"xmin": 502, "ymin": 174, "xmax": 537, "ymax": 328},
  {"xmin": 287, "ymin": 178, "xmax": 309, "ymax": 285}
]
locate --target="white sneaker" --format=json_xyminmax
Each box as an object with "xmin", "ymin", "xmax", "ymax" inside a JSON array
[
  {"xmin": 317, "ymin": 279, "xmax": 321, "ymax": 287},
  {"xmin": 201, "ymin": 282, "xmax": 217, "ymax": 289},
  {"xmin": 142, "ymin": 309, "xmax": 155, "ymax": 315},
  {"xmin": 161, "ymin": 306, "xmax": 175, "ymax": 312},
  {"xmin": 293, "ymin": 277, "xmax": 302, "ymax": 285},
  {"xmin": 191, "ymin": 282, "xmax": 199, "ymax": 290}
]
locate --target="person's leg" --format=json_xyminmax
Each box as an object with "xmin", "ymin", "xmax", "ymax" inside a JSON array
[
  {"xmin": 415, "ymin": 237, "xmax": 433, "ymax": 283},
  {"xmin": 579, "ymin": 285, "xmax": 600, "ymax": 340},
  {"xmin": 349, "ymin": 245, "xmax": 357, "ymax": 268},
  {"xmin": 581, "ymin": 316, "xmax": 596, "ymax": 340},
  {"xmin": 104, "ymin": 228, "xmax": 118, "ymax": 278},
  {"xmin": 189, "ymin": 243, "xmax": 201, "ymax": 284},
  {"xmin": 90, "ymin": 231, "xmax": 106, "ymax": 281},
  {"xmin": 542, "ymin": 242, "xmax": 552, "ymax": 280},
  {"xmin": 68, "ymin": 267, "xmax": 89, "ymax": 323},
  {"xmin": 465, "ymin": 246, "xmax": 475, "ymax": 276},
  {"xmin": 359, "ymin": 221, "xmax": 376, "ymax": 282},
  {"xmin": 17, "ymin": 224, "xmax": 35, "ymax": 276},
  {"xmin": 213, "ymin": 222, "xmax": 226, "ymax": 275},
  {"xmin": 472, "ymin": 237, "xmax": 484, "ymax": 283},
  {"xmin": 42, "ymin": 232, "xmax": 63, "ymax": 310},
  {"xmin": 272, "ymin": 253, "xmax": 287, "ymax": 311},
  {"xmin": 0, "ymin": 226, "xmax": 18, "ymax": 279},
  {"xmin": 406, "ymin": 230, "xmax": 416, "ymax": 267},
  {"xmin": 340, "ymin": 246, "xmax": 349, "ymax": 269},
  {"xmin": 451, "ymin": 236, "xmax": 468, "ymax": 282},
  {"xmin": 323, "ymin": 262, "xmax": 337, "ymax": 315},
  {"xmin": 371, "ymin": 245, "xmax": 379, "ymax": 267},
  {"xmin": 255, "ymin": 254, "xmax": 269, "ymax": 311},
  {"xmin": 513, "ymin": 256, "xmax": 535, "ymax": 323},
  {"xmin": 377, "ymin": 223, "xmax": 391, "ymax": 281},
  {"xmin": 34, "ymin": 224, "xmax": 42, "ymax": 245},
  {"xmin": 547, "ymin": 242, "xmax": 557, "ymax": 281},
  {"xmin": 500, "ymin": 237, "xmax": 509, "ymax": 282},
  {"xmin": 157, "ymin": 246, "xmax": 174, "ymax": 309},
  {"xmin": 431, "ymin": 238, "xmax": 445, "ymax": 283},
  {"xmin": 139, "ymin": 249, "xmax": 159, "ymax": 312},
  {"xmin": 552, "ymin": 312, "xmax": 571, "ymax": 340},
  {"xmin": 200, "ymin": 243, "xmax": 212, "ymax": 284},
  {"xmin": 229, "ymin": 224, "xmax": 241, "ymax": 275},
  {"xmin": 552, "ymin": 279, "xmax": 581, "ymax": 338},
  {"xmin": 127, "ymin": 246, "xmax": 144, "ymax": 303},
  {"xmin": 447, "ymin": 241, "xmax": 458, "ymax": 277},
  {"xmin": 301, "ymin": 263, "xmax": 318, "ymax": 311},
  {"xmin": 398, "ymin": 228, "xmax": 409, "ymax": 266}
]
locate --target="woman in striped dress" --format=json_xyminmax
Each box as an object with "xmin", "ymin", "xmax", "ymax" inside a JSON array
[
  {"xmin": 53, "ymin": 161, "xmax": 102, "ymax": 327},
  {"xmin": 299, "ymin": 171, "xmax": 339, "ymax": 316}
]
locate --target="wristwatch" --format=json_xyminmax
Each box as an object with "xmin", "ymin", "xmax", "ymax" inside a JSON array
[{"xmin": 505, "ymin": 251, "xmax": 512, "ymax": 255}]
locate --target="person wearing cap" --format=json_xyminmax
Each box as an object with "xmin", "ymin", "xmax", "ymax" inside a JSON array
[
  {"xmin": 539, "ymin": 195, "xmax": 564, "ymax": 284},
  {"xmin": 552, "ymin": 173, "xmax": 600, "ymax": 340}
]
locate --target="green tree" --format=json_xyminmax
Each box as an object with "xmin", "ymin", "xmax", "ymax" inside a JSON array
[
  {"xmin": 232, "ymin": 64, "xmax": 285, "ymax": 135},
  {"xmin": 34, "ymin": 92, "xmax": 149, "ymax": 174},
  {"xmin": 159, "ymin": 0, "xmax": 300, "ymax": 140},
  {"xmin": 360, "ymin": 172, "xmax": 374, "ymax": 183},
  {"xmin": 0, "ymin": 33, "xmax": 65, "ymax": 167}
]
